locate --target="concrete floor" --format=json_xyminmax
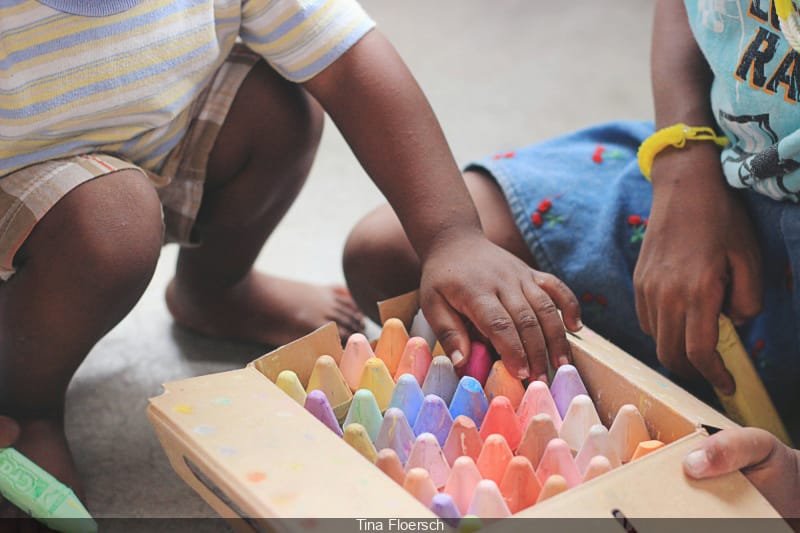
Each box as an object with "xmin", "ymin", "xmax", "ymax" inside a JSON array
[{"xmin": 64, "ymin": 1, "xmax": 655, "ymax": 529}]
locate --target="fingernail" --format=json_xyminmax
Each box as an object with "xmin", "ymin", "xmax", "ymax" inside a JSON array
[
  {"xmin": 684, "ymin": 449, "xmax": 710, "ymax": 477},
  {"xmin": 517, "ymin": 367, "xmax": 530, "ymax": 380},
  {"xmin": 451, "ymin": 350, "xmax": 465, "ymax": 367},
  {"xmin": 537, "ymin": 374, "xmax": 549, "ymax": 384},
  {"xmin": 558, "ymin": 356, "xmax": 570, "ymax": 367},
  {"xmin": 575, "ymin": 318, "xmax": 584, "ymax": 330}
]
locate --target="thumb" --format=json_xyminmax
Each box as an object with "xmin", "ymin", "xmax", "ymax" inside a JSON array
[
  {"xmin": 683, "ymin": 428, "xmax": 777, "ymax": 479},
  {"xmin": 422, "ymin": 294, "xmax": 471, "ymax": 368},
  {"xmin": 0, "ymin": 416, "xmax": 20, "ymax": 448}
]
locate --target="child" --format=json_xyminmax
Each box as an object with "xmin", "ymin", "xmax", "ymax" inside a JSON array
[
  {"xmin": 343, "ymin": 0, "xmax": 800, "ymax": 517},
  {"xmin": 0, "ymin": 0, "xmax": 581, "ymax": 522}
]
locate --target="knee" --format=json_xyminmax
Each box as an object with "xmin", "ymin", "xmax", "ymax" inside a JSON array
[
  {"xmin": 25, "ymin": 170, "xmax": 163, "ymax": 298},
  {"xmin": 343, "ymin": 205, "xmax": 419, "ymax": 311}
]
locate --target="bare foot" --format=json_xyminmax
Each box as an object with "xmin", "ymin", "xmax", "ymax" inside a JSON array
[
  {"xmin": 166, "ymin": 271, "xmax": 365, "ymax": 347},
  {"xmin": 0, "ymin": 418, "xmax": 85, "ymax": 531}
]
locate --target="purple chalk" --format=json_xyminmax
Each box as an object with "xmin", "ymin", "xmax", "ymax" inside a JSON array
[
  {"xmin": 550, "ymin": 364, "xmax": 589, "ymax": 419},
  {"xmin": 430, "ymin": 493, "xmax": 462, "ymax": 525},
  {"xmin": 375, "ymin": 408, "xmax": 417, "ymax": 464},
  {"xmin": 422, "ymin": 356, "xmax": 459, "ymax": 405},
  {"xmin": 413, "ymin": 394, "xmax": 454, "ymax": 446},
  {"xmin": 304, "ymin": 390, "xmax": 343, "ymax": 437}
]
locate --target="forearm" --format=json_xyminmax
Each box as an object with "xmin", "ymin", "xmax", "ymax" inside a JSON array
[
  {"xmin": 650, "ymin": 0, "xmax": 727, "ymax": 191},
  {"xmin": 651, "ymin": 0, "xmax": 715, "ymax": 128},
  {"xmin": 304, "ymin": 30, "xmax": 483, "ymax": 262}
]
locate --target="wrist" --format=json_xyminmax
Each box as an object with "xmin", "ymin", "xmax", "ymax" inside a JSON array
[{"xmin": 639, "ymin": 123, "xmax": 728, "ymax": 181}]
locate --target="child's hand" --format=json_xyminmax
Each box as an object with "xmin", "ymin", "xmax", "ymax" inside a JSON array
[
  {"xmin": 0, "ymin": 415, "xmax": 20, "ymax": 447},
  {"xmin": 418, "ymin": 232, "xmax": 582, "ymax": 382},
  {"xmin": 633, "ymin": 144, "xmax": 763, "ymax": 394},
  {"xmin": 684, "ymin": 427, "xmax": 800, "ymax": 520}
]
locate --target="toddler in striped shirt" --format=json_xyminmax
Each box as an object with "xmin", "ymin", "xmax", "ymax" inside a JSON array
[{"xmin": 0, "ymin": 0, "xmax": 582, "ymax": 523}]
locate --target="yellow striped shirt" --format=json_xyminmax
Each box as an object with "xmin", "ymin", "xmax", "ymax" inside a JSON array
[{"xmin": 0, "ymin": 0, "xmax": 375, "ymax": 177}]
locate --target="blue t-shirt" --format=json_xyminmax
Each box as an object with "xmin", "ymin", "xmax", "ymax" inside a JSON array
[{"xmin": 686, "ymin": 0, "xmax": 800, "ymax": 202}]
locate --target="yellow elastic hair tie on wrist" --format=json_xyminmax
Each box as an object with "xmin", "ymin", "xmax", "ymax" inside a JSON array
[{"xmin": 637, "ymin": 123, "xmax": 728, "ymax": 181}]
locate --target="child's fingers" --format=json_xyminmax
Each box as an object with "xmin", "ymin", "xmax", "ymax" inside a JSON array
[
  {"xmin": 497, "ymin": 289, "xmax": 548, "ymax": 382},
  {"xmin": 686, "ymin": 301, "xmax": 735, "ymax": 395},
  {"xmin": 532, "ymin": 272, "xmax": 583, "ymax": 332},
  {"xmin": 683, "ymin": 427, "xmax": 780, "ymax": 479},
  {"xmin": 465, "ymin": 294, "xmax": 530, "ymax": 380},
  {"xmin": 726, "ymin": 251, "xmax": 763, "ymax": 325},
  {"xmin": 0, "ymin": 416, "xmax": 20, "ymax": 448},
  {"xmin": 521, "ymin": 278, "xmax": 573, "ymax": 376},
  {"xmin": 654, "ymin": 307, "xmax": 696, "ymax": 379},
  {"xmin": 421, "ymin": 293, "xmax": 472, "ymax": 368}
]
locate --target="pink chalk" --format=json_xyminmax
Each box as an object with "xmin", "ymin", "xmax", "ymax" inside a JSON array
[
  {"xmin": 395, "ymin": 337, "xmax": 433, "ymax": 385},
  {"xmin": 535, "ymin": 438, "xmax": 582, "ymax": 488},
  {"xmin": 442, "ymin": 415, "xmax": 484, "ymax": 466},
  {"xmin": 479, "ymin": 396, "xmax": 522, "ymax": 451},
  {"xmin": 405, "ymin": 433, "xmax": 451, "ymax": 489},
  {"xmin": 456, "ymin": 340, "xmax": 493, "ymax": 386},
  {"xmin": 443, "ymin": 456, "xmax": 483, "ymax": 516},
  {"xmin": 517, "ymin": 380, "xmax": 563, "ymax": 433}
]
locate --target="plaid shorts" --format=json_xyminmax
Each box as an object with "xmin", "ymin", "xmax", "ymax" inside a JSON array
[{"xmin": 0, "ymin": 45, "xmax": 260, "ymax": 281}]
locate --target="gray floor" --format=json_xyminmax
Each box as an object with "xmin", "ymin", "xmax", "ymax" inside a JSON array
[{"xmin": 64, "ymin": 1, "xmax": 655, "ymax": 528}]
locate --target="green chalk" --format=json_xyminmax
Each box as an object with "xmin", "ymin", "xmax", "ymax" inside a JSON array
[{"xmin": 0, "ymin": 447, "xmax": 97, "ymax": 533}]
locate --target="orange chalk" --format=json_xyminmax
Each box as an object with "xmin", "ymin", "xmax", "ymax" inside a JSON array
[
  {"xmin": 535, "ymin": 438, "xmax": 581, "ymax": 488},
  {"xmin": 536, "ymin": 474, "xmax": 569, "ymax": 503},
  {"xmin": 484, "ymin": 361, "xmax": 525, "ymax": 410},
  {"xmin": 275, "ymin": 370, "xmax": 307, "ymax": 405},
  {"xmin": 608, "ymin": 404, "xmax": 651, "ymax": 463},
  {"xmin": 357, "ymin": 357, "xmax": 395, "ymax": 412},
  {"xmin": 443, "ymin": 456, "xmax": 483, "ymax": 516},
  {"xmin": 306, "ymin": 355, "xmax": 353, "ymax": 412},
  {"xmin": 467, "ymin": 480, "xmax": 511, "ymax": 519},
  {"xmin": 340, "ymin": 333, "xmax": 376, "ymax": 392},
  {"xmin": 630, "ymin": 439, "xmax": 665, "ymax": 461},
  {"xmin": 476, "ymin": 434, "xmax": 514, "ymax": 485},
  {"xmin": 558, "ymin": 394, "xmax": 601, "ymax": 454},
  {"xmin": 375, "ymin": 448, "xmax": 405, "ymax": 486},
  {"xmin": 479, "ymin": 396, "xmax": 522, "ymax": 451},
  {"xmin": 442, "ymin": 415, "xmax": 484, "ymax": 466},
  {"xmin": 582, "ymin": 455, "xmax": 613, "ymax": 482},
  {"xmin": 374, "ymin": 318, "xmax": 409, "ymax": 376},
  {"xmin": 574, "ymin": 424, "xmax": 621, "ymax": 474},
  {"xmin": 395, "ymin": 337, "xmax": 433, "ymax": 385},
  {"xmin": 403, "ymin": 467, "xmax": 438, "ymax": 507},
  {"xmin": 343, "ymin": 423, "xmax": 378, "ymax": 463},
  {"xmin": 516, "ymin": 413, "xmax": 559, "ymax": 469},
  {"xmin": 405, "ymin": 433, "xmax": 451, "ymax": 489},
  {"xmin": 517, "ymin": 380, "xmax": 563, "ymax": 433},
  {"xmin": 499, "ymin": 456, "xmax": 541, "ymax": 514}
]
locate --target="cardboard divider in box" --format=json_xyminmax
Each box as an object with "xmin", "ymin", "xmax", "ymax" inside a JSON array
[{"xmin": 148, "ymin": 291, "xmax": 789, "ymax": 532}]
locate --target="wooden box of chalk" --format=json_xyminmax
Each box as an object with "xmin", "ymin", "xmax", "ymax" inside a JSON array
[{"xmin": 147, "ymin": 291, "xmax": 787, "ymax": 532}]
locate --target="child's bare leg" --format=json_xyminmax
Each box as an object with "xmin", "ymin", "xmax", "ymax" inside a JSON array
[
  {"xmin": 343, "ymin": 169, "xmax": 536, "ymax": 322},
  {"xmin": 166, "ymin": 61, "xmax": 363, "ymax": 347},
  {"xmin": 0, "ymin": 170, "xmax": 163, "ymax": 513}
]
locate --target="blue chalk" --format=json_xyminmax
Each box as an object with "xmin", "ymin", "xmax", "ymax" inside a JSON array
[
  {"xmin": 448, "ymin": 376, "xmax": 489, "ymax": 428},
  {"xmin": 388, "ymin": 374, "xmax": 425, "ymax": 426}
]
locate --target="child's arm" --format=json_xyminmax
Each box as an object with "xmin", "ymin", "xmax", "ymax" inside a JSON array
[
  {"xmin": 632, "ymin": 0, "xmax": 763, "ymax": 394},
  {"xmin": 684, "ymin": 427, "xmax": 800, "ymax": 522},
  {"xmin": 303, "ymin": 30, "xmax": 582, "ymax": 380}
]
